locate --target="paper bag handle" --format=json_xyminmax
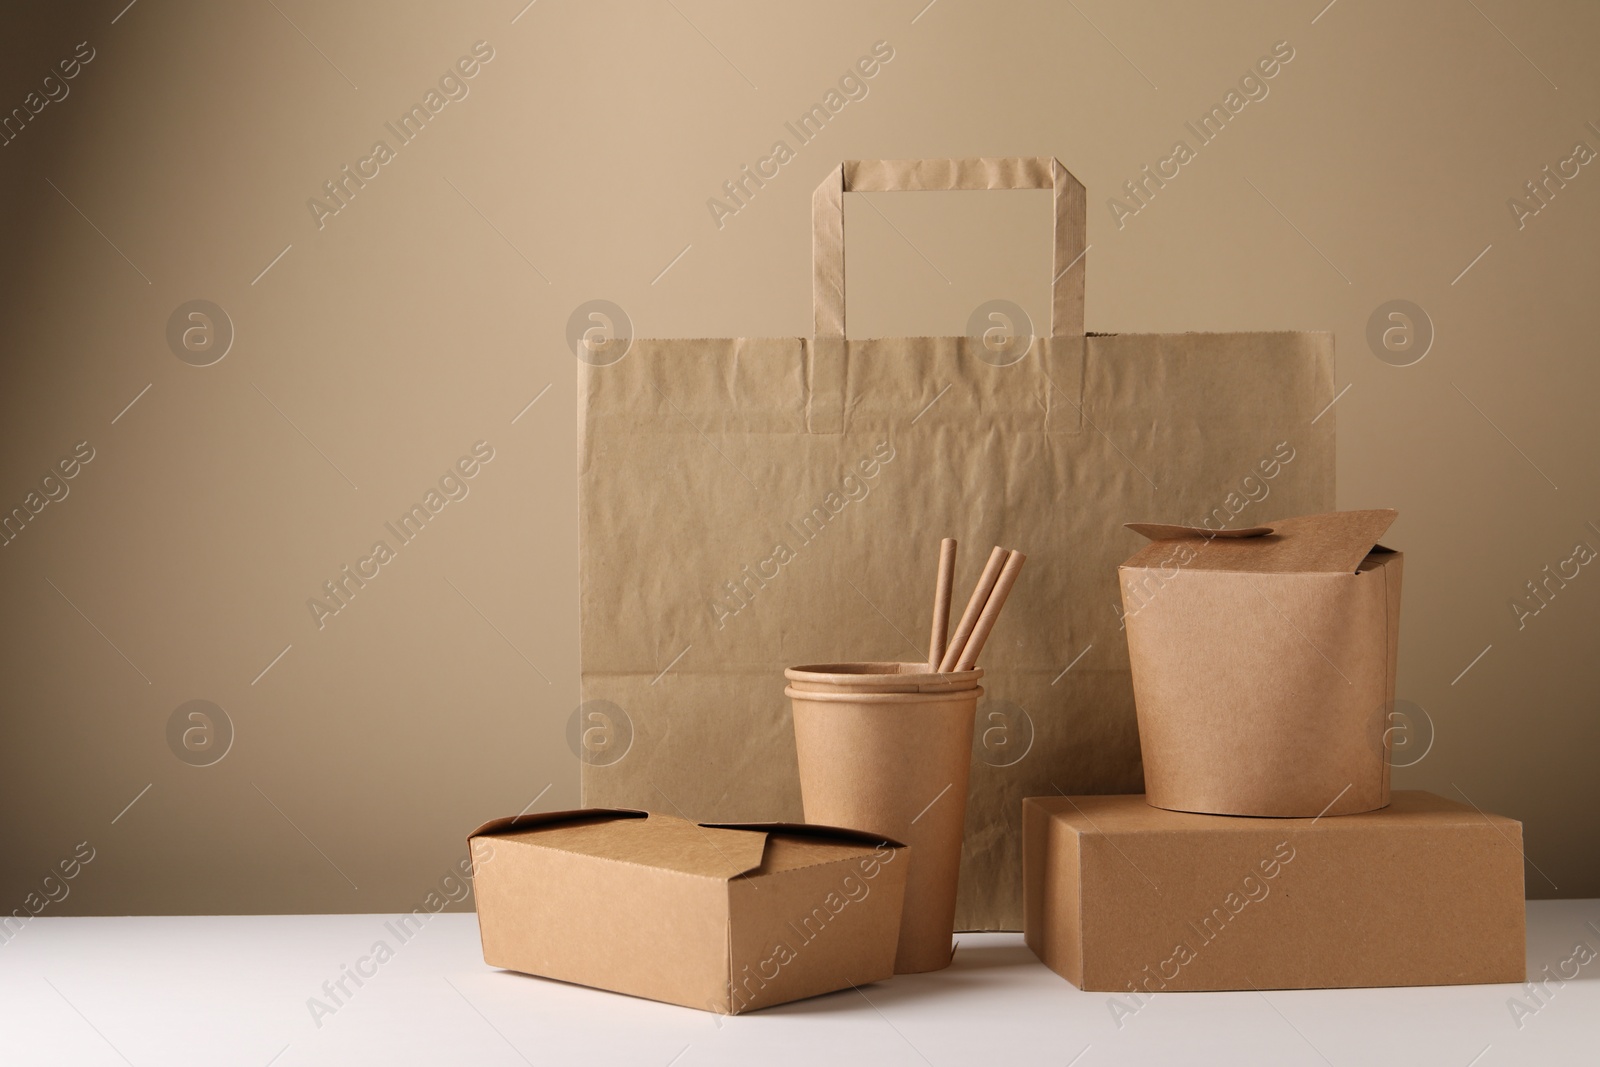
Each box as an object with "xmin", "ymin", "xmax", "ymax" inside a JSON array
[{"xmin": 811, "ymin": 157, "xmax": 1087, "ymax": 340}]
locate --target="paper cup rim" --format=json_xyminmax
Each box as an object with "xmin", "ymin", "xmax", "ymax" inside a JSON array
[
  {"xmin": 784, "ymin": 684, "xmax": 983, "ymax": 704},
  {"xmin": 784, "ymin": 662, "xmax": 983, "ymax": 691}
]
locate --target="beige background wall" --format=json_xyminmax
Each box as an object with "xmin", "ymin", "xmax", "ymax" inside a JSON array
[{"xmin": 2, "ymin": 0, "xmax": 1595, "ymax": 915}]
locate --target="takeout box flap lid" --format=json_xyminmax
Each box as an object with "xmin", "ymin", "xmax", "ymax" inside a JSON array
[
  {"xmin": 467, "ymin": 807, "xmax": 648, "ymax": 841},
  {"xmin": 1123, "ymin": 509, "xmax": 1399, "ymax": 574},
  {"xmin": 469, "ymin": 808, "xmax": 772, "ymax": 880},
  {"xmin": 700, "ymin": 821, "xmax": 908, "ymax": 850}
]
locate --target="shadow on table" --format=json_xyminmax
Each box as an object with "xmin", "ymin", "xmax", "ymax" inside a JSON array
[
  {"xmin": 768, "ymin": 939, "xmax": 1044, "ymax": 1017},
  {"xmin": 947, "ymin": 939, "xmax": 1038, "ymax": 971},
  {"xmin": 1523, "ymin": 903, "xmax": 1600, "ymax": 983}
]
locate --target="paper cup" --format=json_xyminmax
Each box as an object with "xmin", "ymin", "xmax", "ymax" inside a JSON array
[{"xmin": 786, "ymin": 662, "xmax": 980, "ymax": 974}]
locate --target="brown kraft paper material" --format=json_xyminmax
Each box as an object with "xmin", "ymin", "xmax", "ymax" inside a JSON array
[
  {"xmin": 787, "ymin": 663, "xmax": 980, "ymax": 973},
  {"xmin": 579, "ymin": 157, "xmax": 1335, "ymax": 930},
  {"xmin": 470, "ymin": 809, "xmax": 909, "ymax": 1013},
  {"xmin": 1120, "ymin": 510, "xmax": 1402, "ymax": 817},
  {"xmin": 1023, "ymin": 791, "xmax": 1526, "ymax": 992}
]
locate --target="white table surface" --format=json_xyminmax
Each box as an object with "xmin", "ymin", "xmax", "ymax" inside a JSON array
[{"xmin": 2, "ymin": 901, "xmax": 1595, "ymax": 1066}]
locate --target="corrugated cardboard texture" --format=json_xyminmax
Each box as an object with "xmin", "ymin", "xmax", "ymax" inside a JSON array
[
  {"xmin": 470, "ymin": 810, "xmax": 907, "ymax": 1013},
  {"xmin": 581, "ymin": 158, "xmax": 1335, "ymax": 931},
  {"xmin": 1023, "ymin": 791, "xmax": 1526, "ymax": 992},
  {"xmin": 1122, "ymin": 511, "xmax": 1401, "ymax": 816}
]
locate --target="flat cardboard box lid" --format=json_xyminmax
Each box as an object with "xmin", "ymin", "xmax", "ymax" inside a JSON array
[
  {"xmin": 1124, "ymin": 508, "xmax": 1398, "ymax": 574},
  {"xmin": 469, "ymin": 809, "xmax": 903, "ymax": 881}
]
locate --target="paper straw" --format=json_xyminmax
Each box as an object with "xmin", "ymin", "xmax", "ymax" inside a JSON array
[
  {"xmin": 954, "ymin": 550, "xmax": 1026, "ymax": 671},
  {"xmin": 938, "ymin": 546, "xmax": 1007, "ymax": 673},
  {"xmin": 927, "ymin": 538, "xmax": 958, "ymax": 670}
]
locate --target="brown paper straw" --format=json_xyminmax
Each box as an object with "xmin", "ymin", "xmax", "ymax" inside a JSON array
[
  {"xmin": 938, "ymin": 546, "xmax": 1007, "ymax": 673},
  {"xmin": 927, "ymin": 538, "xmax": 958, "ymax": 670},
  {"xmin": 954, "ymin": 550, "xmax": 1026, "ymax": 671}
]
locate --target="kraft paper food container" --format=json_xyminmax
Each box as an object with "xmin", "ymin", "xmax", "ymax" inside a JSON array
[
  {"xmin": 1023, "ymin": 791, "xmax": 1525, "ymax": 991},
  {"xmin": 468, "ymin": 809, "xmax": 909, "ymax": 1014},
  {"xmin": 1119, "ymin": 509, "xmax": 1402, "ymax": 818},
  {"xmin": 786, "ymin": 662, "xmax": 980, "ymax": 974}
]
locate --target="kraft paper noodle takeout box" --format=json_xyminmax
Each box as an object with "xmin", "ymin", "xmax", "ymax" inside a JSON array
[
  {"xmin": 1022, "ymin": 791, "xmax": 1526, "ymax": 992},
  {"xmin": 1119, "ymin": 509, "xmax": 1402, "ymax": 818},
  {"xmin": 467, "ymin": 809, "xmax": 909, "ymax": 1014}
]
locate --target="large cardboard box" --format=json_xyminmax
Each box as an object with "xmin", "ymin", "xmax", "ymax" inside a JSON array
[
  {"xmin": 1023, "ymin": 791, "xmax": 1525, "ymax": 992},
  {"xmin": 468, "ymin": 809, "xmax": 909, "ymax": 1013},
  {"xmin": 1120, "ymin": 509, "xmax": 1402, "ymax": 817}
]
